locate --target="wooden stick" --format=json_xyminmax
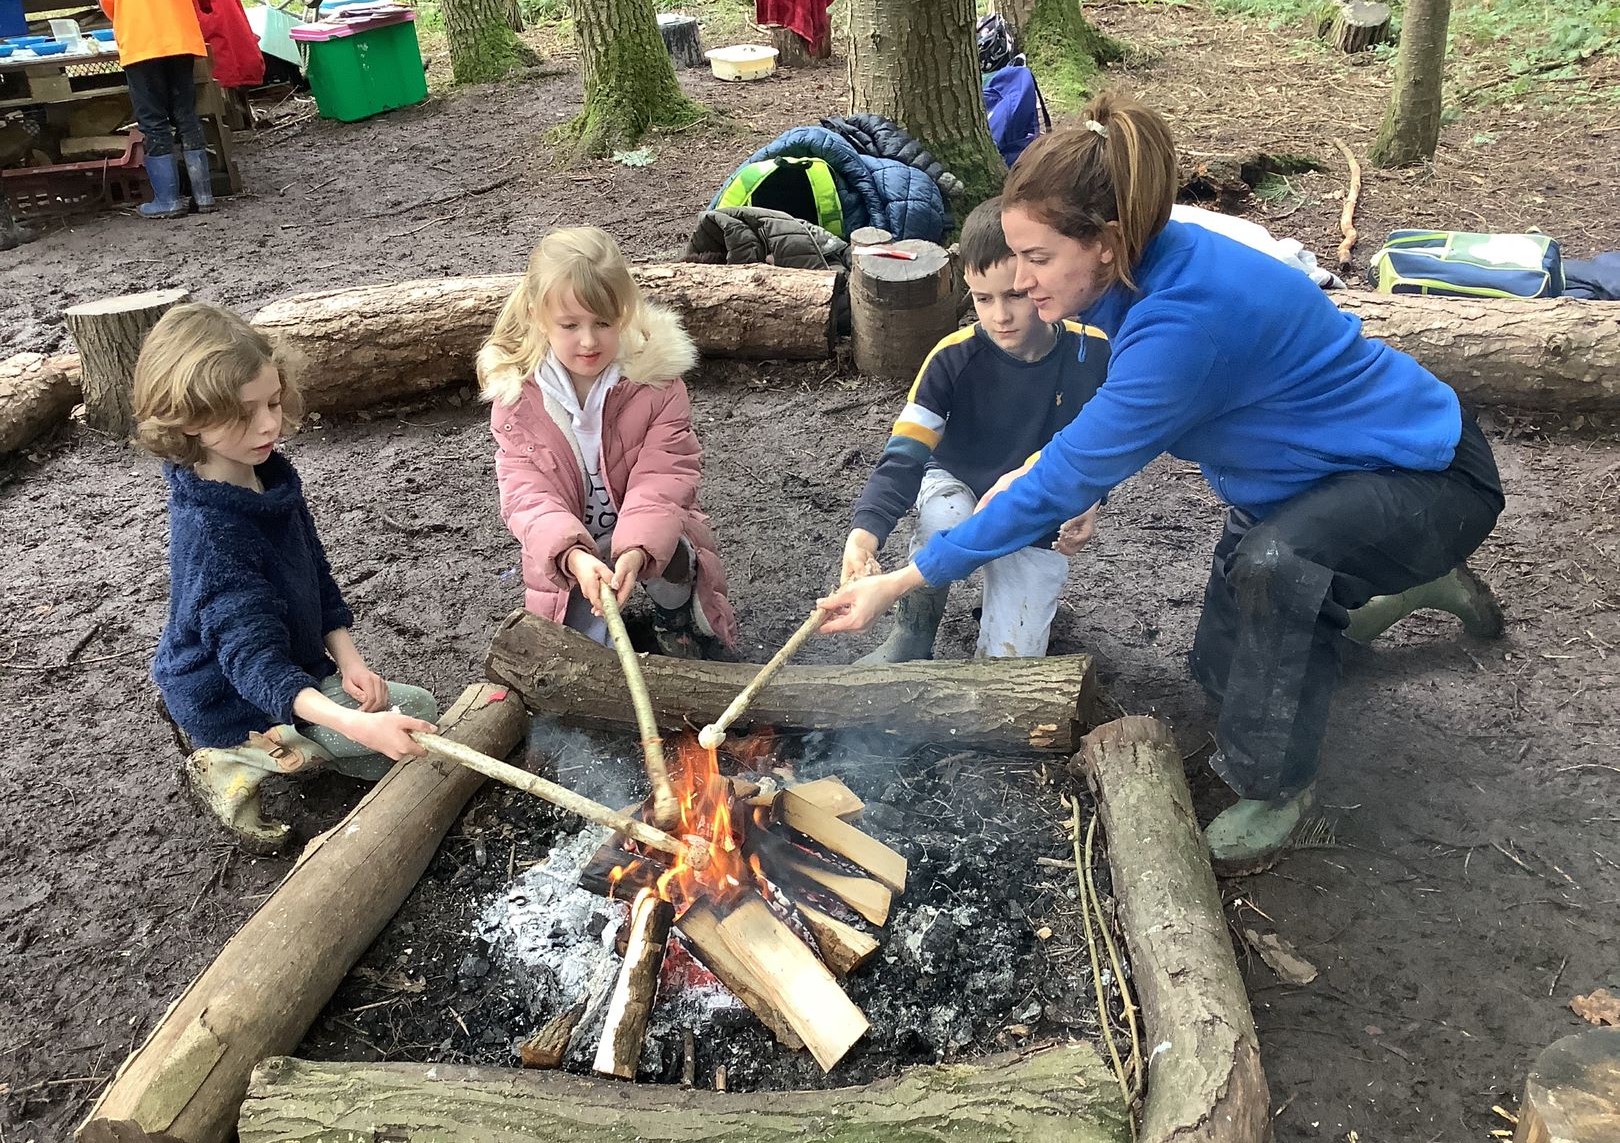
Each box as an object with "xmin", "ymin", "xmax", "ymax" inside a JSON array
[
  {"xmin": 596, "ymin": 590, "xmax": 679, "ymax": 831},
  {"xmin": 1333, "ymin": 137, "xmax": 1362, "ymax": 267},
  {"xmin": 699, "ymin": 608, "xmax": 826, "ymax": 749},
  {"xmin": 593, "ymin": 892, "xmax": 675, "ymax": 1079},
  {"xmin": 412, "ymin": 733, "xmax": 708, "ymax": 870}
]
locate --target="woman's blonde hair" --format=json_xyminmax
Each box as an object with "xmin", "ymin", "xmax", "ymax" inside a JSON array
[
  {"xmin": 132, "ymin": 303, "xmax": 301, "ymax": 466},
  {"xmin": 1003, "ymin": 90, "xmax": 1178, "ymax": 291},
  {"xmin": 482, "ymin": 226, "xmax": 642, "ymax": 380}
]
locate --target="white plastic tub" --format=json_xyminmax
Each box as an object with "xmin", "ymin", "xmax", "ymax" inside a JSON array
[{"xmin": 705, "ymin": 44, "xmax": 777, "ymax": 81}]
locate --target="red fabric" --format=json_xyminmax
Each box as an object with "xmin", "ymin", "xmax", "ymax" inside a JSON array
[
  {"xmin": 756, "ymin": 0, "xmax": 831, "ymax": 56},
  {"xmin": 197, "ymin": 0, "xmax": 263, "ymax": 89}
]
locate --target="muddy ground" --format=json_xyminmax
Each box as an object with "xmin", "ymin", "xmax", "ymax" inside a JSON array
[{"xmin": 4, "ymin": 2, "xmax": 1620, "ymax": 1141}]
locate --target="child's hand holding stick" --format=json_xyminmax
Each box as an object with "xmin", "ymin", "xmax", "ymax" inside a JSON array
[
  {"xmin": 698, "ymin": 607, "xmax": 827, "ymax": 750},
  {"xmin": 596, "ymin": 589, "xmax": 680, "ymax": 832}
]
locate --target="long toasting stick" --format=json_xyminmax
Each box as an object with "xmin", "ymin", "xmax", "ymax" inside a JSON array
[
  {"xmin": 698, "ymin": 607, "xmax": 827, "ymax": 750},
  {"xmin": 596, "ymin": 589, "xmax": 680, "ymax": 831}
]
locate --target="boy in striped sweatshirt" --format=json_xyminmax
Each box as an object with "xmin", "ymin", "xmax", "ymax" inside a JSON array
[{"xmin": 842, "ymin": 197, "xmax": 1111, "ymax": 661}]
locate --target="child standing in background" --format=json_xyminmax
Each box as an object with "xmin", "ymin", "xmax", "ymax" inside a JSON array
[
  {"xmin": 135, "ymin": 303, "xmax": 438, "ymax": 853},
  {"xmin": 480, "ymin": 227, "xmax": 737, "ymax": 658},
  {"xmin": 101, "ymin": 0, "xmax": 216, "ymax": 217}
]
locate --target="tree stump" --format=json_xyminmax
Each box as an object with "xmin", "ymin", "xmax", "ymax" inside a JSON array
[
  {"xmin": 1513, "ymin": 1027, "xmax": 1620, "ymax": 1143},
  {"xmin": 768, "ymin": 25, "xmax": 811, "ymax": 67},
  {"xmin": 1322, "ymin": 0, "xmax": 1393, "ymax": 52},
  {"xmin": 657, "ymin": 13, "xmax": 703, "ymax": 69},
  {"xmin": 62, "ymin": 288, "xmax": 189, "ymax": 441},
  {"xmin": 850, "ymin": 239, "xmax": 957, "ymax": 380}
]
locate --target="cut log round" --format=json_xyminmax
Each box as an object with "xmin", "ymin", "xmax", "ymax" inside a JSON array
[
  {"xmin": 486, "ymin": 609, "xmax": 1098, "ymax": 753},
  {"xmin": 850, "ymin": 239, "xmax": 958, "ymax": 380},
  {"xmin": 252, "ymin": 265, "xmax": 839, "ymax": 413},
  {"xmin": 62, "ymin": 288, "xmax": 189, "ymax": 440},
  {"xmin": 1077, "ymin": 716, "xmax": 1270, "ymax": 1143},
  {"xmin": 1334, "ymin": 293, "xmax": 1620, "ymax": 412},
  {"xmin": 239, "ymin": 1046, "xmax": 1129, "ymax": 1142},
  {"xmin": 0, "ymin": 351, "xmax": 81, "ymax": 454},
  {"xmin": 75, "ymin": 683, "xmax": 527, "ymax": 1143},
  {"xmin": 1513, "ymin": 1026, "xmax": 1620, "ymax": 1143},
  {"xmin": 1324, "ymin": 0, "xmax": 1393, "ymax": 52},
  {"xmin": 657, "ymin": 13, "xmax": 703, "ymax": 69}
]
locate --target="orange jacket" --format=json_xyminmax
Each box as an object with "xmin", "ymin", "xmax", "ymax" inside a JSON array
[{"xmin": 101, "ymin": 0, "xmax": 207, "ymax": 66}]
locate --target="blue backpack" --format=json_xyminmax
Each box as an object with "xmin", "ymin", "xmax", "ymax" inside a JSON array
[
  {"xmin": 982, "ymin": 65, "xmax": 1050, "ymax": 166},
  {"xmin": 1371, "ymin": 230, "xmax": 1565, "ymax": 299}
]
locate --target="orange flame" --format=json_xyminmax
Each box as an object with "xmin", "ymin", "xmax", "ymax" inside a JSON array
[{"xmin": 650, "ymin": 734, "xmax": 748, "ymax": 916}]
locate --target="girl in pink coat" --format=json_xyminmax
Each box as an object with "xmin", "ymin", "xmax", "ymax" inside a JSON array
[{"xmin": 479, "ymin": 227, "xmax": 737, "ymax": 658}]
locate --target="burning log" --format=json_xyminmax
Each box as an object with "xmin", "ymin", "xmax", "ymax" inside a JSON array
[
  {"xmin": 749, "ymin": 775, "xmax": 864, "ymax": 819},
  {"xmin": 678, "ymin": 893, "xmax": 870, "ymax": 1072},
  {"xmin": 488, "ymin": 610, "xmax": 1097, "ymax": 752},
  {"xmin": 776, "ymin": 850, "xmax": 891, "ymax": 926},
  {"xmin": 593, "ymin": 891, "xmax": 676, "ymax": 1080},
  {"xmin": 519, "ymin": 1001, "xmax": 586, "ymax": 1069},
  {"xmin": 775, "ymin": 787, "xmax": 907, "ymax": 894}
]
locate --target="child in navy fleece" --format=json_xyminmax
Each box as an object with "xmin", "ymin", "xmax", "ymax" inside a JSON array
[{"xmin": 134, "ymin": 303, "xmax": 438, "ymax": 853}]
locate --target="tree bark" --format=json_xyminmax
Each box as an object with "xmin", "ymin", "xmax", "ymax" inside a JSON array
[
  {"xmin": 63, "ymin": 288, "xmax": 189, "ymax": 441},
  {"xmin": 850, "ymin": 239, "xmax": 959, "ymax": 379},
  {"xmin": 0, "ymin": 351, "xmax": 80, "ymax": 455},
  {"xmin": 592, "ymin": 893, "xmax": 673, "ymax": 1079},
  {"xmin": 1077, "ymin": 716, "xmax": 1271, "ymax": 1143},
  {"xmin": 846, "ymin": 0, "xmax": 1005, "ymax": 208},
  {"xmin": 768, "ymin": 25, "xmax": 811, "ymax": 67},
  {"xmin": 1010, "ymin": 0, "xmax": 1123, "ymax": 109},
  {"xmin": 486, "ymin": 609, "xmax": 1098, "ymax": 752},
  {"xmin": 569, "ymin": 0, "xmax": 703, "ymax": 157},
  {"xmin": 442, "ymin": 0, "xmax": 533, "ymax": 84},
  {"xmin": 1369, "ymin": 0, "xmax": 1451, "ymax": 167},
  {"xmin": 250, "ymin": 264, "xmax": 839, "ymax": 412},
  {"xmin": 1333, "ymin": 293, "xmax": 1620, "ymax": 412},
  {"xmin": 1322, "ymin": 0, "xmax": 1392, "ymax": 52},
  {"xmin": 1513, "ymin": 1027, "xmax": 1620, "ymax": 1143},
  {"xmin": 238, "ymin": 1047, "xmax": 1130, "ymax": 1142},
  {"xmin": 75, "ymin": 683, "xmax": 528, "ymax": 1143},
  {"xmin": 658, "ymin": 13, "xmax": 703, "ymax": 68}
]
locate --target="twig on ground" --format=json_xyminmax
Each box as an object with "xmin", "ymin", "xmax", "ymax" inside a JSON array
[
  {"xmin": 1331, "ymin": 138, "xmax": 1361, "ymax": 267},
  {"xmin": 1070, "ymin": 799, "xmax": 1136, "ymax": 1136},
  {"xmin": 2, "ymin": 645, "xmax": 150, "ymax": 673}
]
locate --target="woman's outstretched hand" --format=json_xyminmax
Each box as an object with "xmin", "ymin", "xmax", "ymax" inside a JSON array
[{"xmin": 818, "ymin": 565, "xmax": 926, "ymax": 635}]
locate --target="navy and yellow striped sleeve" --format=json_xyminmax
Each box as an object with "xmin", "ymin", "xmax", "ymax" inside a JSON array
[{"xmin": 849, "ymin": 327, "xmax": 975, "ymax": 547}]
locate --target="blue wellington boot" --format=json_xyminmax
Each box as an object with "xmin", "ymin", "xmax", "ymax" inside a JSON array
[
  {"xmin": 182, "ymin": 149, "xmax": 217, "ymax": 213},
  {"xmin": 139, "ymin": 153, "xmax": 190, "ymax": 219}
]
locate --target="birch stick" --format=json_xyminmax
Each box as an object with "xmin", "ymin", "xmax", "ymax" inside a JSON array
[
  {"xmin": 596, "ymin": 589, "xmax": 679, "ymax": 831},
  {"xmin": 699, "ymin": 608, "xmax": 827, "ymax": 749}
]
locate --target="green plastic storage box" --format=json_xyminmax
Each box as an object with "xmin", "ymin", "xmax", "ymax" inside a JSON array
[{"xmin": 293, "ymin": 12, "xmax": 427, "ymax": 122}]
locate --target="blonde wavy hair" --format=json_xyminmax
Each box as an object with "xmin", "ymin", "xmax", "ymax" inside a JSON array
[
  {"xmin": 481, "ymin": 226, "xmax": 644, "ymax": 382},
  {"xmin": 132, "ymin": 303, "xmax": 300, "ymax": 466}
]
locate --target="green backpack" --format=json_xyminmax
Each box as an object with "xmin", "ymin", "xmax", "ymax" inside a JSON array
[{"xmin": 715, "ymin": 156, "xmax": 845, "ymax": 238}]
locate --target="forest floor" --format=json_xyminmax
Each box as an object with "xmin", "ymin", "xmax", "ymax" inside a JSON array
[{"xmin": 3, "ymin": 2, "xmax": 1619, "ymax": 1141}]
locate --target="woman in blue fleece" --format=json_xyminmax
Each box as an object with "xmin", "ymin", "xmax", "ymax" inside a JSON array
[
  {"xmin": 134, "ymin": 303, "xmax": 439, "ymax": 853},
  {"xmin": 820, "ymin": 93, "xmax": 1505, "ymax": 873}
]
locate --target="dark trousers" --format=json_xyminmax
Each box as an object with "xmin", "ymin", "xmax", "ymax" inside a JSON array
[
  {"xmin": 125, "ymin": 55, "xmax": 205, "ymax": 157},
  {"xmin": 1188, "ymin": 414, "xmax": 1504, "ymax": 800}
]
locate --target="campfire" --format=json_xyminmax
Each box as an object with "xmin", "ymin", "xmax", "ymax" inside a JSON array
[{"xmin": 573, "ymin": 731, "xmax": 908, "ymax": 1076}]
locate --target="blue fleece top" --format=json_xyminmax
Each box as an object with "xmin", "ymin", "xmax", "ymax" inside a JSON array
[
  {"xmin": 152, "ymin": 451, "xmax": 354, "ymax": 748},
  {"xmin": 914, "ymin": 221, "xmax": 1463, "ymax": 586}
]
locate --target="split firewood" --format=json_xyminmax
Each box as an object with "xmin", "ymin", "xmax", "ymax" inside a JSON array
[
  {"xmin": 797, "ymin": 901, "xmax": 880, "ymax": 976},
  {"xmin": 775, "ymin": 788, "xmax": 907, "ymax": 894},
  {"xmin": 593, "ymin": 892, "xmax": 675, "ymax": 1080},
  {"xmin": 777, "ymin": 849, "xmax": 892, "ymax": 926},
  {"xmin": 518, "ymin": 1000, "xmax": 585, "ymax": 1069},
  {"xmin": 699, "ymin": 607, "xmax": 827, "ymax": 750},
  {"xmin": 1332, "ymin": 137, "xmax": 1362, "ymax": 267},
  {"xmin": 597, "ymin": 590, "xmax": 678, "ymax": 831},
  {"xmin": 748, "ymin": 774, "xmax": 864, "ymax": 819}
]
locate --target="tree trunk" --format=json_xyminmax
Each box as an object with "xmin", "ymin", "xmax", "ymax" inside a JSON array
[
  {"xmin": 238, "ymin": 1048, "xmax": 1130, "ymax": 1142},
  {"xmin": 569, "ymin": 0, "xmax": 704, "ymax": 157},
  {"xmin": 0, "ymin": 352, "xmax": 80, "ymax": 455},
  {"xmin": 1077, "ymin": 717, "xmax": 1271, "ymax": 1143},
  {"xmin": 1513, "ymin": 1027, "xmax": 1620, "ymax": 1143},
  {"xmin": 486, "ymin": 609, "xmax": 1099, "ymax": 753},
  {"xmin": 1006, "ymin": 0, "xmax": 1123, "ymax": 109},
  {"xmin": 846, "ymin": 0, "xmax": 1006, "ymax": 209},
  {"xmin": 442, "ymin": 0, "xmax": 533, "ymax": 84},
  {"xmin": 62, "ymin": 288, "xmax": 189, "ymax": 441},
  {"xmin": 503, "ymin": 0, "xmax": 524, "ymax": 33},
  {"xmin": 75, "ymin": 684, "xmax": 527, "ymax": 1143},
  {"xmin": 1333, "ymin": 293, "xmax": 1620, "ymax": 412},
  {"xmin": 1369, "ymin": 0, "xmax": 1451, "ymax": 167},
  {"xmin": 250, "ymin": 264, "xmax": 839, "ymax": 412},
  {"xmin": 850, "ymin": 239, "xmax": 958, "ymax": 379}
]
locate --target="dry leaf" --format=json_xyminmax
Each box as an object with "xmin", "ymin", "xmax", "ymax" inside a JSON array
[
  {"xmin": 1244, "ymin": 928, "xmax": 1319, "ymax": 985},
  {"xmin": 1570, "ymin": 987, "xmax": 1620, "ymax": 1026}
]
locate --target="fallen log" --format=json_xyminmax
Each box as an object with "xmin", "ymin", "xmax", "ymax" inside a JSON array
[
  {"xmin": 252, "ymin": 264, "xmax": 840, "ymax": 412},
  {"xmin": 486, "ymin": 609, "xmax": 1097, "ymax": 753},
  {"xmin": 1336, "ymin": 293, "xmax": 1620, "ymax": 412},
  {"xmin": 593, "ymin": 892, "xmax": 675, "ymax": 1080},
  {"xmin": 1077, "ymin": 716, "xmax": 1269, "ymax": 1143},
  {"xmin": 0, "ymin": 351, "xmax": 80, "ymax": 455},
  {"xmin": 76, "ymin": 682, "xmax": 527, "ymax": 1143},
  {"xmin": 239, "ymin": 1046, "xmax": 1129, "ymax": 1142}
]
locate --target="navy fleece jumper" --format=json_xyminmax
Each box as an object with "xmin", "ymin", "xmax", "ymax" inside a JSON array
[
  {"xmin": 914, "ymin": 220, "xmax": 1463, "ymax": 587},
  {"xmin": 153, "ymin": 451, "xmax": 354, "ymax": 748}
]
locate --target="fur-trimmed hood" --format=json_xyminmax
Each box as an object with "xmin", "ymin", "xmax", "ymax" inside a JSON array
[{"xmin": 478, "ymin": 301, "xmax": 698, "ymax": 407}]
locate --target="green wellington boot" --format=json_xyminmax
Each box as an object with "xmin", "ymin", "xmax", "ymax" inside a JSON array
[
  {"xmin": 1205, "ymin": 785, "xmax": 1316, "ymax": 876},
  {"xmin": 180, "ymin": 750, "xmax": 291, "ymax": 855},
  {"xmin": 854, "ymin": 585, "xmax": 949, "ymax": 665},
  {"xmin": 1345, "ymin": 562, "xmax": 1505, "ymax": 645}
]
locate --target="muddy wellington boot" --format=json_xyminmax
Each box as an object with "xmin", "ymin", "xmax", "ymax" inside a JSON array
[
  {"xmin": 181, "ymin": 149, "xmax": 216, "ymax": 213},
  {"xmin": 138, "ymin": 152, "xmax": 190, "ymax": 219},
  {"xmin": 854, "ymin": 585, "xmax": 949, "ymax": 665},
  {"xmin": 181, "ymin": 750, "xmax": 291, "ymax": 855},
  {"xmin": 1345, "ymin": 562, "xmax": 1505, "ymax": 645},
  {"xmin": 652, "ymin": 596, "xmax": 706, "ymax": 660},
  {"xmin": 1205, "ymin": 785, "xmax": 1316, "ymax": 876}
]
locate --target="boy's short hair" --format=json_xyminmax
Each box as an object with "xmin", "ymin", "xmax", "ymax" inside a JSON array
[
  {"xmin": 959, "ymin": 195, "xmax": 1013, "ymax": 276},
  {"xmin": 132, "ymin": 303, "xmax": 300, "ymax": 466}
]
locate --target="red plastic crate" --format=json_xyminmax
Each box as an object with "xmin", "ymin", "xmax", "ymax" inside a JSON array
[{"xmin": 1, "ymin": 129, "xmax": 150, "ymax": 221}]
